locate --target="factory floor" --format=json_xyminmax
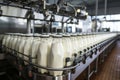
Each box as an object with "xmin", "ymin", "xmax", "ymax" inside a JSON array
[{"xmin": 92, "ymin": 41, "xmax": 120, "ymax": 80}]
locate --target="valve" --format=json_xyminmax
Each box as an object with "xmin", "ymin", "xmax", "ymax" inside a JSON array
[
  {"xmin": 79, "ymin": 51, "xmax": 82, "ymax": 55},
  {"xmin": 87, "ymin": 47, "xmax": 90, "ymax": 50},
  {"xmin": 65, "ymin": 57, "xmax": 71, "ymax": 67},
  {"xmin": 94, "ymin": 48, "xmax": 97, "ymax": 54},
  {"xmin": 84, "ymin": 49, "xmax": 87, "ymax": 52},
  {"xmin": 82, "ymin": 54, "xmax": 86, "ymax": 64},
  {"xmin": 74, "ymin": 53, "xmax": 77, "ymax": 58},
  {"xmin": 66, "ymin": 57, "xmax": 71, "ymax": 63},
  {"xmin": 89, "ymin": 50, "xmax": 93, "ymax": 58},
  {"xmin": 73, "ymin": 53, "xmax": 78, "ymax": 65}
]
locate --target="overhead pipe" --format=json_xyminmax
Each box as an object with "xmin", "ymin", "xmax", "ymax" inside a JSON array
[
  {"xmin": 61, "ymin": 16, "xmax": 65, "ymax": 33},
  {"xmin": 94, "ymin": 0, "xmax": 99, "ymax": 32},
  {"xmin": 104, "ymin": 0, "xmax": 107, "ymax": 19},
  {"xmin": 66, "ymin": 2, "xmax": 77, "ymax": 17},
  {"xmin": 0, "ymin": 2, "xmax": 31, "ymax": 10},
  {"xmin": 95, "ymin": 0, "xmax": 98, "ymax": 19},
  {"xmin": 25, "ymin": 9, "xmax": 35, "ymax": 34}
]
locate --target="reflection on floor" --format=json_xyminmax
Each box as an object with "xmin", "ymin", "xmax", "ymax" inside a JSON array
[{"xmin": 93, "ymin": 41, "xmax": 120, "ymax": 80}]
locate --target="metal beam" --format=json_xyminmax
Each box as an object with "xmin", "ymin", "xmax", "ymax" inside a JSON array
[
  {"xmin": 88, "ymin": 6, "xmax": 120, "ymax": 16},
  {"xmin": 87, "ymin": 1, "xmax": 120, "ymax": 11}
]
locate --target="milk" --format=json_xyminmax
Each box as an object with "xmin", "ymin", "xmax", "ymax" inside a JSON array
[
  {"xmin": 49, "ymin": 35, "xmax": 64, "ymax": 76},
  {"xmin": 5, "ymin": 35, "xmax": 11, "ymax": 52},
  {"xmin": 31, "ymin": 36, "xmax": 41, "ymax": 64},
  {"xmin": 19, "ymin": 35, "xmax": 27, "ymax": 58},
  {"xmin": 2, "ymin": 35, "xmax": 7, "ymax": 47},
  {"xmin": 37, "ymin": 35, "xmax": 52, "ymax": 73},
  {"xmin": 31, "ymin": 34, "xmax": 41, "ymax": 64},
  {"xmin": 62, "ymin": 34, "xmax": 72, "ymax": 66},
  {"xmin": 12, "ymin": 35, "xmax": 19, "ymax": 50},
  {"xmin": 70, "ymin": 34, "xmax": 77, "ymax": 57},
  {"xmin": 77, "ymin": 34, "xmax": 84, "ymax": 55},
  {"xmin": 23, "ymin": 35, "xmax": 34, "ymax": 62},
  {"xmin": 15, "ymin": 35, "xmax": 22, "ymax": 52},
  {"xmin": 8, "ymin": 35, "xmax": 14, "ymax": 52}
]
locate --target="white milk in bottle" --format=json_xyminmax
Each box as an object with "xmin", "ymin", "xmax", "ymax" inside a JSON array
[
  {"xmin": 37, "ymin": 35, "xmax": 52, "ymax": 73},
  {"xmin": 23, "ymin": 34, "xmax": 34, "ymax": 63},
  {"xmin": 48, "ymin": 35, "xmax": 64, "ymax": 76},
  {"xmin": 62, "ymin": 34, "xmax": 72, "ymax": 66}
]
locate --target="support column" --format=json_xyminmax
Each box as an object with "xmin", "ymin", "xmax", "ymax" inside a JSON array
[
  {"xmin": 95, "ymin": 0, "xmax": 98, "ymax": 32},
  {"xmin": 27, "ymin": 19, "xmax": 32, "ymax": 34}
]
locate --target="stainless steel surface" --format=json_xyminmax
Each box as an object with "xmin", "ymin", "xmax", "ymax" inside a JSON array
[
  {"xmin": 0, "ymin": 17, "xmax": 27, "ymax": 34},
  {"xmin": 1, "ymin": 6, "xmax": 27, "ymax": 18},
  {"xmin": 0, "ymin": 5, "xmax": 44, "ymax": 20}
]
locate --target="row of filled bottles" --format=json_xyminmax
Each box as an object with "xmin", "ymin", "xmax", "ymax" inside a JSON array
[{"xmin": 0, "ymin": 32, "xmax": 117, "ymax": 76}]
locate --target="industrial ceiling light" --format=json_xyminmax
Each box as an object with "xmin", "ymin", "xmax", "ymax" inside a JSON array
[
  {"xmin": 85, "ymin": 12, "xmax": 88, "ymax": 16},
  {"xmin": 77, "ymin": 9, "xmax": 81, "ymax": 13}
]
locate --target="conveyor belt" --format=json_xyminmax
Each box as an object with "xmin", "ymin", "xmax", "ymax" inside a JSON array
[{"xmin": 92, "ymin": 41, "xmax": 120, "ymax": 80}]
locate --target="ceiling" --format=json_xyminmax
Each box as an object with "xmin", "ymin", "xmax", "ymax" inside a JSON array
[
  {"xmin": 47, "ymin": 0, "xmax": 120, "ymax": 15},
  {"xmin": 0, "ymin": 0, "xmax": 120, "ymax": 16}
]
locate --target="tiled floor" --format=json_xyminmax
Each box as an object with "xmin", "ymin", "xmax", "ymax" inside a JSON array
[{"xmin": 93, "ymin": 41, "xmax": 120, "ymax": 80}]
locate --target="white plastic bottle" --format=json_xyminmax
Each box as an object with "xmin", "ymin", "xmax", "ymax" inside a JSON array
[
  {"xmin": 23, "ymin": 34, "xmax": 34, "ymax": 63},
  {"xmin": 31, "ymin": 34, "xmax": 41, "ymax": 64},
  {"xmin": 70, "ymin": 34, "xmax": 77, "ymax": 57},
  {"xmin": 48, "ymin": 35, "xmax": 64, "ymax": 76},
  {"xmin": 37, "ymin": 35, "xmax": 52, "ymax": 73},
  {"xmin": 18, "ymin": 34, "xmax": 27, "ymax": 58},
  {"xmin": 62, "ymin": 34, "xmax": 72, "ymax": 66},
  {"xmin": 12, "ymin": 33, "xmax": 20, "ymax": 51},
  {"xmin": 5, "ymin": 34, "xmax": 11, "ymax": 52}
]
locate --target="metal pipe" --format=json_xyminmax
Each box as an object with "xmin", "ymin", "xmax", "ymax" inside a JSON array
[
  {"xmin": 67, "ymin": 3, "xmax": 77, "ymax": 17},
  {"xmin": 0, "ymin": 3, "xmax": 31, "ymax": 10},
  {"xmin": 43, "ymin": 0, "xmax": 46, "ymax": 10},
  {"xmin": 95, "ymin": 0, "xmax": 98, "ymax": 32},
  {"xmin": 95, "ymin": 0, "xmax": 98, "ymax": 19},
  {"xmin": 61, "ymin": 16, "xmax": 64, "ymax": 33},
  {"xmin": 95, "ymin": 57, "xmax": 98, "ymax": 73},
  {"xmin": 27, "ymin": 19, "xmax": 32, "ymax": 33},
  {"xmin": 88, "ymin": 65, "xmax": 90, "ymax": 80},
  {"xmin": 104, "ymin": 0, "xmax": 107, "ymax": 18}
]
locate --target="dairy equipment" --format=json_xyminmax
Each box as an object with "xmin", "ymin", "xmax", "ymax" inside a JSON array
[
  {"xmin": 0, "ymin": 32, "xmax": 118, "ymax": 80},
  {"xmin": 0, "ymin": 0, "xmax": 119, "ymax": 80}
]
